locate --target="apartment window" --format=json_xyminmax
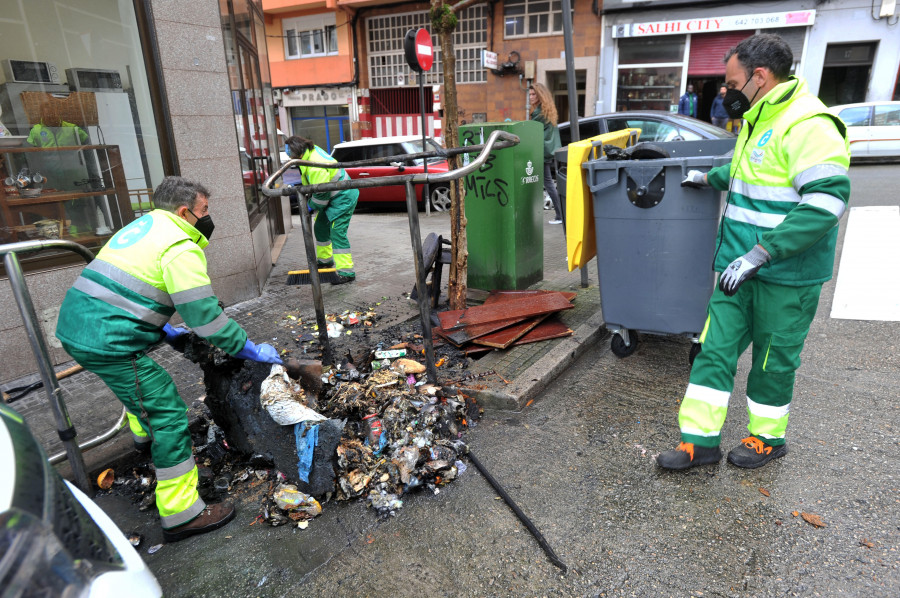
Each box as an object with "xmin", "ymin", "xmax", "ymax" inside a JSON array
[
  {"xmin": 366, "ymin": 5, "xmax": 487, "ymax": 88},
  {"xmin": 504, "ymin": 0, "xmax": 565, "ymax": 38},
  {"xmin": 284, "ymin": 14, "xmax": 337, "ymax": 59}
]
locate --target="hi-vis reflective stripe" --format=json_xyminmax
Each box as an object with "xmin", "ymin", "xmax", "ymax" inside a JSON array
[
  {"xmin": 793, "ymin": 164, "xmax": 848, "ymax": 190},
  {"xmin": 156, "ymin": 456, "xmax": 197, "ymax": 481},
  {"xmin": 747, "ymin": 396, "xmax": 790, "ymax": 419},
  {"xmin": 316, "ymin": 240, "xmax": 331, "ymax": 247},
  {"xmin": 170, "ymin": 285, "xmax": 214, "ymax": 305},
  {"xmin": 680, "ymin": 427, "xmax": 721, "ymax": 438},
  {"xmin": 800, "ymin": 192, "xmax": 846, "ymax": 219},
  {"xmin": 87, "ymin": 260, "xmax": 172, "ymax": 307},
  {"xmin": 192, "ymin": 312, "xmax": 229, "ymax": 338},
  {"xmin": 684, "ymin": 383, "xmax": 730, "ymax": 408},
  {"xmin": 731, "ymin": 179, "xmax": 800, "ymax": 204},
  {"xmin": 724, "ymin": 204, "xmax": 786, "ymax": 229},
  {"xmin": 73, "ymin": 277, "xmax": 169, "ymax": 326}
]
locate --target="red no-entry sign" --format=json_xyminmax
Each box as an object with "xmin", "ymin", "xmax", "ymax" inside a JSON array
[{"xmin": 404, "ymin": 28, "xmax": 433, "ymax": 73}]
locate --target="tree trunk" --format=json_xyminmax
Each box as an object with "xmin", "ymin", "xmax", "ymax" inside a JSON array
[{"xmin": 431, "ymin": 0, "xmax": 479, "ymax": 310}]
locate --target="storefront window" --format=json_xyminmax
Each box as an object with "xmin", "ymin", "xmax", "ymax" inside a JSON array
[
  {"xmin": 616, "ymin": 66, "xmax": 682, "ymax": 112},
  {"xmin": 618, "ymin": 36, "xmax": 684, "ymax": 65},
  {"xmin": 0, "ymin": 0, "xmax": 165, "ymax": 268}
]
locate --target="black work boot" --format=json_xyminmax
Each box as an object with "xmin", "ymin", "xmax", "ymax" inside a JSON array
[
  {"xmin": 657, "ymin": 442, "xmax": 722, "ymax": 470},
  {"xmin": 727, "ymin": 436, "xmax": 787, "ymax": 469},
  {"xmin": 331, "ymin": 274, "xmax": 355, "ymax": 285},
  {"xmin": 162, "ymin": 502, "xmax": 236, "ymax": 543}
]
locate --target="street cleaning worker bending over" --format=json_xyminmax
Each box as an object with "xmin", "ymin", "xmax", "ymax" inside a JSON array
[
  {"xmin": 286, "ymin": 135, "xmax": 359, "ymax": 284},
  {"xmin": 658, "ymin": 33, "xmax": 851, "ymax": 470},
  {"xmin": 55, "ymin": 176, "xmax": 283, "ymax": 542}
]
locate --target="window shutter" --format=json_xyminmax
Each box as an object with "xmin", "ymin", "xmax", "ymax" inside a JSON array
[{"xmin": 688, "ymin": 32, "xmax": 754, "ymax": 76}]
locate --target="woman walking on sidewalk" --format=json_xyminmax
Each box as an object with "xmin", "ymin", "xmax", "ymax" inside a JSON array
[{"xmin": 529, "ymin": 83, "xmax": 563, "ymax": 225}]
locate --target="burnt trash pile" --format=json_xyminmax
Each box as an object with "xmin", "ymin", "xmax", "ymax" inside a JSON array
[
  {"xmin": 433, "ymin": 290, "xmax": 576, "ymax": 356},
  {"xmin": 180, "ymin": 322, "xmax": 481, "ymax": 520}
]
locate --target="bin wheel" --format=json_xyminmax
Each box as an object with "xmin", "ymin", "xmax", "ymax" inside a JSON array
[
  {"xmin": 610, "ymin": 330, "xmax": 639, "ymax": 358},
  {"xmin": 689, "ymin": 342, "xmax": 702, "ymax": 366}
]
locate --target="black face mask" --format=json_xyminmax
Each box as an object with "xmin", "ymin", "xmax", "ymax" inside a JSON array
[
  {"xmin": 187, "ymin": 208, "xmax": 215, "ymax": 241},
  {"xmin": 723, "ymin": 77, "xmax": 760, "ymax": 119}
]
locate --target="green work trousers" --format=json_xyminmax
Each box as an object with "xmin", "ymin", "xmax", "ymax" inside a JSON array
[
  {"xmin": 62, "ymin": 344, "xmax": 205, "ymax": 528},
  {"xmin": 678, "ymin": 278, "xmax": 822, "ymax": 448},
  {"xmin": 314, "ymin": 189, "xmax": 358, "ymax": 277}
]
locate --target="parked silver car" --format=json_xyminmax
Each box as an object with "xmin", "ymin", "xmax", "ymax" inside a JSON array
[
  {"xmin": 0, "ymin": 403, "xmax": 162, "ymax": 598},
  {"xmin": 828, "ymin": 101, "xmax": 900, "ymax": 161}
]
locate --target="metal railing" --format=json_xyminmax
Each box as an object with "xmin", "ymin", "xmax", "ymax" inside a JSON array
[
  {"xmin": 262, "ymin": 129, "xmax": 520, "ymax": 382},
  {"xmin": 1, "ymin": 239, "xmax": 127, "ymax": 495}
]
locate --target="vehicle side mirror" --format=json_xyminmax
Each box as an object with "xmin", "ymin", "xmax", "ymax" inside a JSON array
[{"xmin": 390, "ymin": 162, "xmax": 406, "ymax": 172}]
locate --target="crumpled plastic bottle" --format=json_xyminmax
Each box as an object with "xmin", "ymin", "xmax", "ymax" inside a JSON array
[{"xmin": 273, "ymin": 484, "xmax": 322, "ymax": 517}]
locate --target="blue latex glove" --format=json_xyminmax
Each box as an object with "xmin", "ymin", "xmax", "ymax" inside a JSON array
[
  {"xmin": 162, "ymin": 323, "xmax": 188, "ymax": 345},
  {"xmin": 235, "ymin": 339, "xmax": 283, "ymax": 364}
]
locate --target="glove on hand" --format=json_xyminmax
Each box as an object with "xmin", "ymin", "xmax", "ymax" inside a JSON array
[
  {"xmin": 161, "ymin": 323, "xmax": 189, "ymax": 346},
  {"xmin": 719, "ymin": 245, "xmax": 770, "ymax": 296},
  {"xmin": 235, "ymin": 339, "xmax": 283, "ymax": 364},
  {"xmin": 681, "ymin": 170, "xmax": 709, "ymax": 189}
]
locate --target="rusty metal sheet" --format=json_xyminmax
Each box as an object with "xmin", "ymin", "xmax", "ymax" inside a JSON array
[
  {"xmin": 483, "ymin": 290, "xmax": 577, "ymax": 305},
  {"xmin": 471, "ymin": 314, "xmax": 549, "ymax": 349},
  {"xmin": 449, "ymin": 293, "xmax": 574, "ymax": 329},
  {"xmin": 512, "ymin": 316, "xmax": 573, "ymax": 345},
  {"xmin": 437, "ymin": 309, "xmax": 528, "ymax": 345},
  {"xmin": 464, "ymin": 345, "xmax": 493, "ymax": 356}
]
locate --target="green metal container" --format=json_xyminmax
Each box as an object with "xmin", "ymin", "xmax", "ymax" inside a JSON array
[{"xmin": 461, "ymin": 120, "xmax": 544, "ymax": 290}]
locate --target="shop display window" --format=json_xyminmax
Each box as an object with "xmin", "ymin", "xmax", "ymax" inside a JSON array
[
  {"xmin": 616, "ymin": 66, "xmax": 682, "ymax": 112},
  {"xmin": 0, "ymin": 0, "xmax": 165, "ymax": 270}
]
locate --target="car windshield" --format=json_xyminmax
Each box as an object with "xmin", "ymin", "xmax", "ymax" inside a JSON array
[{"xmin": 400, "ymin": 139, "xmax": 444, "ymax": 164}]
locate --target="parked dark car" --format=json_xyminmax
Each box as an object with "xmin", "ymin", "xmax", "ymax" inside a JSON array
[
  {"xmin": 555, "ymin": 111, "xmax": 736, "ymax": 210},
  {"xmin": 558, "ymin": 110, "xmax": 735, "ymax": 146},
  {"xmin": 330, "ymin": 136, "xmax": 451, "ymax": 211}
]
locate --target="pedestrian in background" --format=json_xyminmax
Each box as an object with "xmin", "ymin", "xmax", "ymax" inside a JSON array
[
  {"xmin": 529, "ymin": 83, "xmax": 563, "ymax": 225},
  {"xmin": 659, "ymin": 33, "xmax": 851, "ymax": 470},
  {"xmin": 56, "ymin": 176, "xmax": 283, "ymax": 541},
  {"xmin": 286, "ymin": 135, "xmax": 359, "ymax": 284},
  {"xmin": 710, "ymin": 84, "xmax": 729, "ymax": 129},
  {"xmin": 678, "ymin": 84, "xmax": 698, "ymax": 118}
]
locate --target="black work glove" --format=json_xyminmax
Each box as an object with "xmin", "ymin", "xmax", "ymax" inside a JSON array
[{"xmin": 719, "ymin": 245, "xmax": 770, "ymax": 296}]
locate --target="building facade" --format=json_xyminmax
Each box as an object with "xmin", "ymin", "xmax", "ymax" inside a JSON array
[{"xmin": 0, "ymin": 0, "xmax": 287, "ymax": 384}]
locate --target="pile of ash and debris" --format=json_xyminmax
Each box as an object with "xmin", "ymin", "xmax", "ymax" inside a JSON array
[{"xmin": 126, "ymin": 304, "xmax": 491, "ymax": 528}]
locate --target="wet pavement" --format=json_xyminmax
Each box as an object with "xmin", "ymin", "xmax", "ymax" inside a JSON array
[{"xmin": 7, "ymin": 164, "xmax": 900, "ymax": 596}]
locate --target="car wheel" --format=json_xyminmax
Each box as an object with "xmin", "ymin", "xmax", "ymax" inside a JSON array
[{"xmin": 429, "ymin": 185, "xmax": 452, "ymax": 212}]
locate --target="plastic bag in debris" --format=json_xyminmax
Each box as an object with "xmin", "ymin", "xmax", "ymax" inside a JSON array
[
  {"xmin": 294, "ymin": 421, "xmax": 319, "ymax": 483},
  {"xmin": 261, "ymin": 365, "xmax": 326, "ymax": 425},
  {"xmin": 273, "ymin": 484, "xmax": 322, "ymax": 516},
  {"xmin": 326, "ymin": 322, "xmax": 344, "ymax": 338},
  {"xmin": 367, "ymin": 491, "xmax": 402, "ymax": 515}
]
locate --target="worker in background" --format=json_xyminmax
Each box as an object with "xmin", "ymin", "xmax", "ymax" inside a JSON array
[
  {"xmin": 678, "ymin": 84, "xmax": 698, "ymax": 118},
  {"xmin": 56, "ymin": 176, "xmax": 282, "ymax": 542},
  {"xmin": 659, "ymin": 33, "xmax": 851, "ymax": 470},
  {"xmin": 286, "ymin": 135, "xmax": 359, "ymax": 284},
  {"xmin": 710, "ymin": 84, "xmax": 729, "ymax": 129}
]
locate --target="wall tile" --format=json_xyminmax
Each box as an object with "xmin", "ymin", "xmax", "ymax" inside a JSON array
[
  {"xmin": 155, "ymin": 20, "xmax": 227, "ymax": 74},
  {"xmin": 164, "ymin": 70, "xmax": 233, "ymax": 117},
  {"xmin": 151, "ymin": 0, "xmax": 222, "ymax": 30}
]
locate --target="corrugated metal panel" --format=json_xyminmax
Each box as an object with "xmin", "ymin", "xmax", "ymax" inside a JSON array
[
  {"xmin": 688, "ymin": 31, "xmax": 754, "ymax": 76},
  {"xmin": 760, "ymin": 27, "xmax": 806, "ymax": 63}
]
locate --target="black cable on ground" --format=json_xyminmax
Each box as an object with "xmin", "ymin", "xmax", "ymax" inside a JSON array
[
  {"xmin": 4, "ymin": 380, "xmax": 44, "ymax": 403},
  {"xmin": 467, "ymin": 451, "xmax": 568, "ymax": 573}
]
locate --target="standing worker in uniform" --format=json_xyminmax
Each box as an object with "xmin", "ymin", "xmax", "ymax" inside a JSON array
[
  {"xmin": 286, "ymin": 135, "xmax": 359, "ymax": 284},
  {"xmin": 529, "ymin": 83, "xmax": 563, "ymax": 225},
  {"xmin": 55, "ymin": 176, "xmax": 283, "ymax": 541},
  {"xmin": 658, "ymin": 33, "xmax": 851, "ymax": 470},
  {"xmin": 678, "ymin": 84, "xmax": 698, "ymax": 118}
]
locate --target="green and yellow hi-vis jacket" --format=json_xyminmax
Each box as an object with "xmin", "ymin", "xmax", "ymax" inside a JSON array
[
  {"xmin": 56, "ymin": 209, "xmax": 247, "ymax": 357},
  {"xmin": 297, "ymin": 145, "xmax": 354, "ymax": 211},
  {"xmin": 706, "ymin": 76, "xmax": 851, "ymax": 286}
]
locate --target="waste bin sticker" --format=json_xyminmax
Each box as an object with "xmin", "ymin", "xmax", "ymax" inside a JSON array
[{"xmin": 521, "ymin": 160, "xmax": 540, "ymax": 185}]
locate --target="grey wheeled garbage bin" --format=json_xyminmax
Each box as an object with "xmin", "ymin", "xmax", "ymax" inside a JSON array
[{"xmin": 584, "ymin": 138, "xmax": 736, "ymax": 361}]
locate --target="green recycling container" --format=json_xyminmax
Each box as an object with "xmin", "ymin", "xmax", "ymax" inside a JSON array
[{"xmin": 461, "ymin": 120, "xmax": 544, "ymax": 290}]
